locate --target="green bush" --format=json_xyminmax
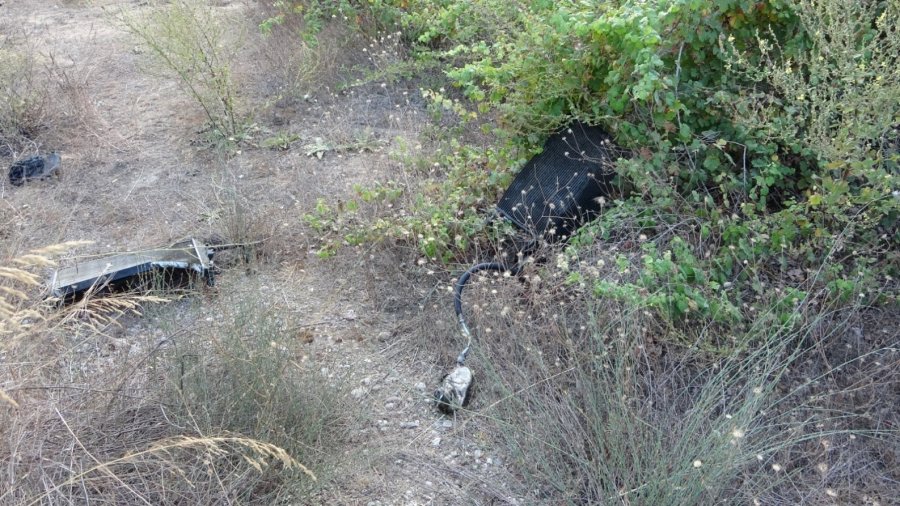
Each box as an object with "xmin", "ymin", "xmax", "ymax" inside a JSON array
[
  {"xmin": 259, "ymin": 0, "xmax": 403, "ymax": 40},
  {"xmin": 292, "ymin": 0, "xmax": 897, "ymax": 328}
]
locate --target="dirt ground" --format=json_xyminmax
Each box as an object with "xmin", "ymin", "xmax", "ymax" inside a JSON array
[
  {"xmin": 1, "ymin": 1, "xmax": 527, "ymax": 504},
  {"xmin": 4, "ymin": 2, "xmax": 899, "ymax": 505}
]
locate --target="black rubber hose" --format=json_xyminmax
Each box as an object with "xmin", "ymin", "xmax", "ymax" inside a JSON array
[
  {"xmin": 453, "ymin": 262, "xmax": 513, "ymax": 319},
  {"xmin": 452, "ymin": 262, "xmax": 516, "ymax": 365}
]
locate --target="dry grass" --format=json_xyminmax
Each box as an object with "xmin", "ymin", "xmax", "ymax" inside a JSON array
[
  {"xmin": 0, "ymin": 2, "xmax": 393, "ymax": 503},
  {"xmin": 114, "ymin": 0, "xmax": 247, "ymax": 140},
  {"xmin": 16, "ymin": 430, "xmax": 315, "ymax": 505},
  {"xmin": 250, "ymin": 0, "xmax": 370, "ymax": 101},
  {"xmin": 0, "ymin": 22, "xmax": 51, "ymax": 156},
  {"xmin": 438, "ymin": 238, "xmax": 900, "ymax": 504},
  {"xmin": 0, "ymin": 4, "xmax": 112, "ymax": 169},
  {"xmin": 43, "ymin": 49, "xmax": 115, "ymax": 155},
  {"xmin": 0, "ymin": 244, "xmax": 351, "ymax": 504},
  {"xmin": 0, "ymin": 242, "xmax": 90, "ymax": 335}
]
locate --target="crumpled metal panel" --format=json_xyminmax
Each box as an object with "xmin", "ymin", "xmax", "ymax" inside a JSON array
[{"xmin": 50, "ymin": 238, "xmax": 213, "ymax": 298}]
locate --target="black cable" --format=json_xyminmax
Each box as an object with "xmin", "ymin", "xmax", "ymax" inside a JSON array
[
  {"xmin": 452, "ymin": 261, "xmax": 522, "ymax": 365},
  {"xmin": 453, "ymin": 262, "xmax": 507, "ymax": 317}
]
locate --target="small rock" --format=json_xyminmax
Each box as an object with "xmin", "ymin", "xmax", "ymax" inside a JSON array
[
  {"xmin": 351, "ymin": 387, "xmax": 366, "ymax": 399},
  {"xmin": 414, "ymin": 382, "xmax": 426, "ymax": 391},
  {"xmin": 473, "ymin": 449, "xmax": 483, "ymax": 459},
  {"xmin": 441, "ymin": 420, "xmax": 453, "ymax": 429},
  {"xmin": 431, "ymin": 437, "xmax": 441, "ymax": 447},
  {"xmin": 399, "ymin": 420, "xmax": 420, "ymax": 429}
]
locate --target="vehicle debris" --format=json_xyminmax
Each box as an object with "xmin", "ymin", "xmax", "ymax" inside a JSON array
[
  {"xmin": 49, "ymin": 238, "xmax": 214, "ymax": 299},
  {"xmin": 8, "ymin": 153, "xmax": 62, "ymax": 186}
]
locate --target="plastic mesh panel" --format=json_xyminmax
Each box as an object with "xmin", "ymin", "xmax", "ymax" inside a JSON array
[{"xmin": 497, "ymin": 122, "xmax": 618, "ymax": 239}]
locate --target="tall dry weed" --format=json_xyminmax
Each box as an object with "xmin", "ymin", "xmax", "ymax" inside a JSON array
[
  {"xmin": 115, "ymin": 0, "xmax": 246, "ymax": 140},
  {"xmin": 0, "ymin": 27, "xmax": 49, "ymax": 155},
  {"xmin": 1, "ymin": 245, "xmax": 331, "ymax": 504},
  {"xmin": 450, "ymin": 243, "xmax": 899, "ymax": 504}
]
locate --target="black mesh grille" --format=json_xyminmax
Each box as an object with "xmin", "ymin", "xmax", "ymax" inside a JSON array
[{"xmin": 497, "ymin": 122, "xmax": 619, "ymax": 238}]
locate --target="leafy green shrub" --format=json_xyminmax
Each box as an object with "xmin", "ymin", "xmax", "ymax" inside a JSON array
[
  {"xmin": 724, "ymin": 0, "xmax": 899, "ymax": 297},
  {"xmin": 303, "ymin": 138, "xmax": 523, "ymax": 262},
  {"xmin": 259, "ymin": 0, "xmax": 403, "ymax": 41},
  {"xmin": 292, "ymin": 0, "xmax": 896, "ymax": 329}
]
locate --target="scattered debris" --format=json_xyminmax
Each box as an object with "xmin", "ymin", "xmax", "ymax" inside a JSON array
[
  {"xmin": 298, "ymin": 328, "xmax": 315, "ymax": 344},
  {"xmin": 50, "ymin": 238, "xmax": 214, "ymax": 299},
  {"xmin": 8, "ymin": 153, "xmax": 62, "ymax": 186},
  {"xmin": 436, "ymin": 122, "xmax": 621, "ymax": 414}
]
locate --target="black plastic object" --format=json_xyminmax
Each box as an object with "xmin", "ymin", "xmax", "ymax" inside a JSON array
[
  {"xmin": 8, "ymin": 153, "xmax": 61, "ymax": 186},
  {"xmin": 497, "ymin": 122, "xmax": 617, "ymax": 239}
]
